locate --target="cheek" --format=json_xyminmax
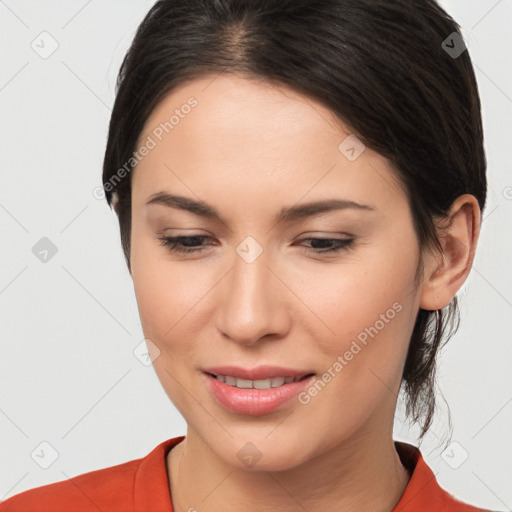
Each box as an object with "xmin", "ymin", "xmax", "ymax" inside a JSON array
[
  {"xmin": 130, "ymin": 228, "xmax": 214, "ymax": 365},
  {"xmin": 130, "ymin": 235, "xmax": 204, "ymax": 408},
  {"xmin": 308, "ymin": 247, "xmax": 415, "ymax": 333},
  {"xmin": 133, "ymin": 268, "xmax": 196, "ymax": 350},
  {"xmin": 292, "ymin": 257, "xmax": 417, "ymax": 438},
  {"xmin": 299, "ymin": 239, "xmax": 419, "ymax": 383},
  {"xmin": 131, "ymin": 227, "xmax": 181, "ymax": 342}
]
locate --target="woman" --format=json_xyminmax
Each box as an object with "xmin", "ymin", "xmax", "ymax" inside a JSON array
[{"xmin": 1, "ymin": 0, "xmax": 497, "ymax": 511}]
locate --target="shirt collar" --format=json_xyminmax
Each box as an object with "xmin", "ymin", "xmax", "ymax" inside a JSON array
[
  {"xmin": 133, "ymin": 436, "xmax": 184, "ymax": 512},
  {"xmin": 132, "ymin": 436, "xmax": 455, "ymax": 512}
]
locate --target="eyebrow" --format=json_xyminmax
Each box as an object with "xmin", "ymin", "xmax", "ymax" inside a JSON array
[{"xmin": 145, "ymin": 191, "xmax": 376, "ymax": 224}]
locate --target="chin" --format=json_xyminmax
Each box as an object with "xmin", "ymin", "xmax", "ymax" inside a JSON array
[{"xmin": 206, "ymin": 431, "xmax": 312, "ymax": 473}]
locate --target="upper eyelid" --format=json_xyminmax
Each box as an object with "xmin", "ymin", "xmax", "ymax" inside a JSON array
[
  {"xmin": 159, "ymin": 233, "xmax": 354, "ymax": 241},
  {"xmin": 159, "ymin": 234, "xmax": 355, "ymax": 247}
]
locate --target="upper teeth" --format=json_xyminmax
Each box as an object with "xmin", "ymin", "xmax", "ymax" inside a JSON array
[{"xmin": 215, "ymin": 375, "xmax": 300, "ymax": 389}]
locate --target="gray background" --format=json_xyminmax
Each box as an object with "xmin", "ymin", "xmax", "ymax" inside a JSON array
[{"xmin": 1, "ymin": 1, "xmax": 511, "ymax": 509}]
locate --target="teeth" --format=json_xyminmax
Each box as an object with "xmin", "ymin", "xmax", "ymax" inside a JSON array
[{"xmin": 214, "ymin": 375, "xmax": 302, "ymax": 389}]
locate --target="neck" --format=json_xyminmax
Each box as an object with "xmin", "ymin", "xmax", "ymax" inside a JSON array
[{"xmin": 167, "ymin": 426, "xmax": 411, "ymax": 512}]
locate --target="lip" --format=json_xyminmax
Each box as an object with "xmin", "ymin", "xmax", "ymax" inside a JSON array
[
  {"xmin": 203, "ymin": 371, "xmax": 316, "ymax": 416},
  {"xmin": 202, "ymin": 365, "xmax": 314, "ymax": 381}
]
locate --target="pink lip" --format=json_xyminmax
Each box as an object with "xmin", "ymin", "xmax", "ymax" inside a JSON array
[
  {"xmin": 202, "ymin": 365, "xmax": 314, "ymax": 381},
  {"xmin": 203, "ymin": 372, "xmax": 316, "ymax": 416}
]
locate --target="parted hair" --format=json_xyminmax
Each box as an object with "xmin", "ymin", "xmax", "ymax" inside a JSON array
[{"xmin": 102, "ymin": 0, "xmax": 487, "ymax": 441}]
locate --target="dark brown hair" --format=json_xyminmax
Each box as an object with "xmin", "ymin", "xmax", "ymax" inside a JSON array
[{"xmin": 102, "ymin": 0, "xmax": 487, "ymax": 441}]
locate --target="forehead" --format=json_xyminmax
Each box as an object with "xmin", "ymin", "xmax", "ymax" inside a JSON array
[
  {"xmin": 139, "ymin": 74, "xmax": 347, "ymax": 154},
  {"xmin": 131, "ymin": 74, "xmax": 405, "ymax": 216}
]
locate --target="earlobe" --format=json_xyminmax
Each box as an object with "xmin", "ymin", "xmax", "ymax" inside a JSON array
[
  {"xmin": 112, "ymin": 190, "xmax": 120, "ymax": 213},
  {"xmin": 419, "ymin": 194, "xmax": 481, "ymax": 311}
]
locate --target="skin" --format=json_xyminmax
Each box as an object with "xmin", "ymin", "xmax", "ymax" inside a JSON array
[{"xmin": 127, "ymin": 74, "xmax": 481, "ymax": 512}]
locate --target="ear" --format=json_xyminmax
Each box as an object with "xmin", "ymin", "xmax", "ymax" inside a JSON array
[
  {"xmin": 419, "ymin": 194, "xmax": 481, "ymax": 311},
  {"xmin": 111, "ymin": 190, "xmax": 120, "ymax": 214}
]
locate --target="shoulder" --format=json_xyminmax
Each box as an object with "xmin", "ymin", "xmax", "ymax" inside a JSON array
[
  {"xmin": 0, "ymin": 437, "xmax": 183, "ymax": 512},
  {"xmin": 0, "ymin": 458, "xmax": 138, "ymax": 512},
  {"xmin": 393, "ymin": 441, "xmax": 497, "ymax": 512}
]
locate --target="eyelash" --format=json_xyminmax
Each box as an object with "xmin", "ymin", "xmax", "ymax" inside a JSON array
[{"xmin": 157, "ymin": 235, "xmax": 355, "ymax": 255}]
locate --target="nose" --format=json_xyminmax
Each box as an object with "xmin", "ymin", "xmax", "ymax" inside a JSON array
[{"xmin": 215, "ymin": 244, "xmax": 291, "ymax": 347}]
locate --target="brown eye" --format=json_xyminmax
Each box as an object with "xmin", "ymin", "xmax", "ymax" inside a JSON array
[
  {"xmin": 299, "ymin": 237, "xmax": 355, "ymax": 254},
  {"xmin": 158, "ymin": 235, "xmax": 212, "ymax": 254}
]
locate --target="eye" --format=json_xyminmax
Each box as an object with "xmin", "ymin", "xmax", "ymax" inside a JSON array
[
  {"xmin": 158, "ymin": 235, "xmax": 213, "ymax": 254},
  {"xmin": 297, "ymin": 237, "xmax": 355, "ymax": 254},
  {"xmin": 157, "ymin": 235, "xmax": 354, "ymax": 255}
]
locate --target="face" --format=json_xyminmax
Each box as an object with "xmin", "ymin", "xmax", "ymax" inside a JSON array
[{"xmin": 130, "ymin": 74, "xmax": 423, "ymax": 471}]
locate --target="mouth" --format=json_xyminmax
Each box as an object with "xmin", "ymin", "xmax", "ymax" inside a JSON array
[
  {"xmin": 204, "ymin": 372, "xmax": 315, "ymax": 389},
  {"xmin": 203, "ymin": 371, "xmax": 317, "ymax": 415}
]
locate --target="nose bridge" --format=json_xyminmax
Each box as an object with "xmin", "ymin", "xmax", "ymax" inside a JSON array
[{"xmin": 216, "ymin": 236, "xmax": 287, "ymax": 344}]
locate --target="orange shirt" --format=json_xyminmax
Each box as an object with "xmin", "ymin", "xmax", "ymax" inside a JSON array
[{"xmin": 0, "ymin": 436, "xmax": 493, "ymax": 511}]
